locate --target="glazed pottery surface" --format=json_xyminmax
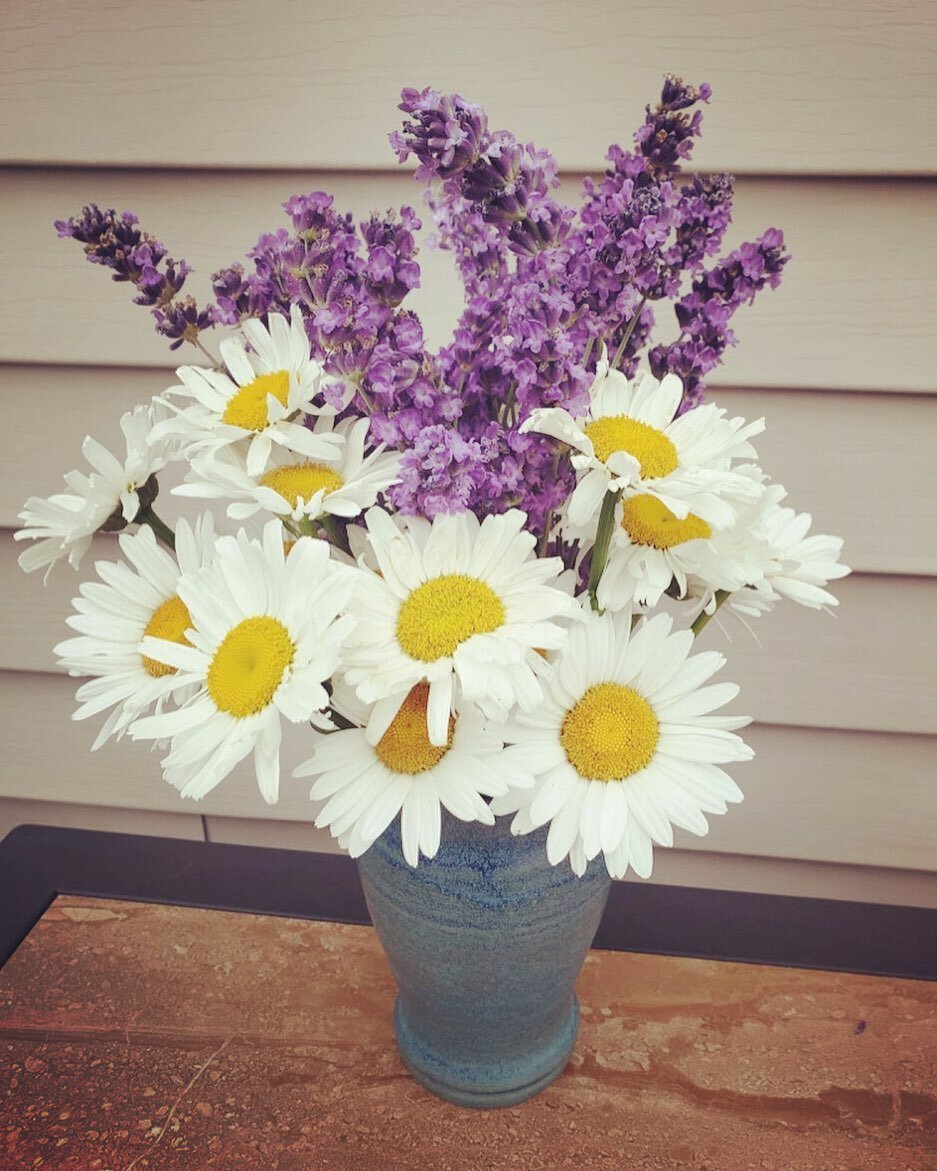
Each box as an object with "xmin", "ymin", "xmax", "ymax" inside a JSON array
[{"xmin": 357, "ymin": 813, "xmax": 612, "ymax": 1108}]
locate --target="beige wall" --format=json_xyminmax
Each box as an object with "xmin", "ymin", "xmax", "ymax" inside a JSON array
[{"xmin": 2, "ymin": 0, "xmax": 936, "ymax": 905}]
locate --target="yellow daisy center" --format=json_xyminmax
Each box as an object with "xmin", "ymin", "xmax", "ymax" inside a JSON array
[
  {"xmin": 259, "ymin": 463, "xmax": 344, "ymax": 508},
  {"xmin": 222, "ymin": 370, "xmax": 291, "ymax": 432},
  {"xmin": 375, "ymin": 683, "xmax": 454, "ymax": 774},
  {"xmin": 560, "ymin": 683, "xmax": 659, "ymax": 781},
  {"xmin": 141, "ymin": 595, "xmax": 192, "ymax": 678},
  {"xmin": 584, "ymin": 415, "xmax": 678, "ymax": 479},
  {"xmin": 207, "ymin": 616, "xmax": 295, "ymax": 718},
  {"xmin": 621, "ymin": 495, "xmax": 712, "ymax": 549},
  {"xmin": 396, "ymin": 574, "xmax": 506, "ymax": 662}
]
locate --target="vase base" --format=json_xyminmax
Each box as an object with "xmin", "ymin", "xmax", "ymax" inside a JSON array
[{"xmin": 393, "ymin": 996, "xmax": 580, "ymax": 1109}]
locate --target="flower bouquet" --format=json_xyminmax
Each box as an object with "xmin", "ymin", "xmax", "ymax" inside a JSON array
[{"xmin": 18, "ymin": 78, "xmax": 848, "ymax": 1106}]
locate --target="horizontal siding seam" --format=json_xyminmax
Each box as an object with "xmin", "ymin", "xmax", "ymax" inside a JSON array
[{"xmin": 5, "ymin": 162, "xmax": 937, "ymax": 182}]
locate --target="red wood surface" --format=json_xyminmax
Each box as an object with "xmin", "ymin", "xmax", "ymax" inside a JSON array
[{"xmin": 1, "ymin": 895, "xmax": 935, "ymax": 1169}]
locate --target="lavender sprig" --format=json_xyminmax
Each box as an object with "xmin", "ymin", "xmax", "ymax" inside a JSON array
[
  {"xmin": 573, "ymin": 146, "xmax": 679, "ymax": 344},
  {"xmin": 55, "ymin": 204, "xmax": 189, "ymax": 305},
  {"xmin": 664, "ymin": 173, "xmax": 735, "ymax": 277},
  {"xmin": 390, "ymin": 88, "xmax": 489, "ymax": 180},
  {"xmin": 634, "ymin": 75, "xmax": 712, "ymax": 179},
  {"xmin": 392, "ymin": 87, "xmax": 574, "ymax": 260},
  {"xmin": 55, "ymin": 204, "xmax": 212, "ymax": 350},
  {"xmin": 153, "ymin": 296, "xmax": 216, "ymax": 352},
  {"xmin": 650, "ymin": 228, "xmax": 790, "ymax": 409}
]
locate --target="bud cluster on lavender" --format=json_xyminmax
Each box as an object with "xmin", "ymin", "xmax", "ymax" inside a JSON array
[
  {"xmin": 153, "ymin": 296, "xmax": 216, "ymax": 351},
  {"xmin": 389, "ymin": 88, "xmax": 489, "ymax": 181},
  {"xmin": 54, "ymin": 204, "xmax": 189, "ymax": 306},
  {"xmin": 54, "ymin": 204, "xmax": 213, "ymax": 350},
  {"xmin": 665, "ymin": 173, "xmax": 735, "ymax": 276},
  {"xmin": 650, "ymin": 227, "xmax": 789, "ymax": 410},
  {"xmin": 634, "ymin": 76, "xmax": 713, "ymax": 179},
  {"xmin": 393, "ymin": 87, "xmax": 574, "ymax": 260},
  {"xmin": 54, "ymin": 76, "xmax": 788, "ymax": 540},
  {"xmin": 428, "ymin": 194, "xmax": 509, "ymax": 296}
]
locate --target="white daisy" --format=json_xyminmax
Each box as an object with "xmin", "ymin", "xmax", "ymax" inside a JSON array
[
  {"xmin": 724, "ymin": 498, "xmax": 851, "ymax": 619},
  {"xmin": 156, "ymin": 305, "xmax": 343, "ymax": 475},
  {"xmin": 343, "ymin": 507, "xmax": 578, "ymax": 747},
  {"xmin": 54, "ymin": 515, "xmax": 217, "ymax": 749},
  {"xmin": 490, "ymin": 608, "xmax": 753, "ymax": 880},
  {"xmin": 521, "ymin": 349, "xmax": 764, "ymax": 529},
  {"xmin": 15, "ymin": 402, "xmax": 175, "ymax": 580},
  {"xmin": 679, "ymin": 466, "xmax": 851, "ymax": 623},
  {"xmin": 175, "ymin": 416, "xmax": 401, "ymax": 524},
  {"xmin": 129, "ymin": 522, "xmax": 356, "ymax": 802},
  {"xmin": 295, "ymin": 683, "xmax": 534, "ymax": 866},
  {"xmin": 592, "ymin": 478, "xmax": 768, "ymax": 611}
]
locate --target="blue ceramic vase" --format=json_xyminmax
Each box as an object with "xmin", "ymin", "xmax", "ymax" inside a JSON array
[{"xmin": 357, "ymin": 812, "xmax": 612, "ymax": 1108}]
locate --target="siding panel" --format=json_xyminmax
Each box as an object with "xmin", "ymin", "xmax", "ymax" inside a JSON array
[
  {"xmin": 2, "ymin": 671, "xmax": 936, "ymax": 873},
  {"xmin": 2, "ymin": 169, "xmax": 935, "ymax": 391},
  {"xmin": 203, "ymin": 818, "xmax": 937, "ymax": 909},
  {"xmin": 4, "ymin": 368, "xmax": 932, "ymax": 574},
  {"xmin": 3, "ymin": 0, "xmax": 935, "ymax": 173},
  {"xmin": 617, "ymin": 849, "xmax": 937, "ymax": 910},
  {"xmin": 3, "ymin": 535, "xmax": 931, "ymax": 734},
  {"xmin": 695, "ymin": 574, "xmax": 937, "ymax": 736},
  {"xmin": 0, "ymin": 798, "xmax": 203, "ymax": 844}
]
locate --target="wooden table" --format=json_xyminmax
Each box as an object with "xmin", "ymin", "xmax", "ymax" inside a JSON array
[{"xmin": 1, "ymin": 826, "xmax": 936, "ymax": 1169}]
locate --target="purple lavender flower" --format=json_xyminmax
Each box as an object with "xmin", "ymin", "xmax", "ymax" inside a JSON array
[
  {"xmin": 391, "ymin": 88, "xmax": 489, "ymax": 180},
  {"xmin": 361, "ymin": 208, "xmax": 422, "ymax": 306},
  {"xmin": 153, "ymin": 296, "xmax": 215, "ymax": 351},
  {"xmin": 663, "ymin": 173, "xmax": 735, "ymax": 277},
  {"xmin": 210, "ymin": 260, "xmax": 276, "ymax": 325},
  {"xmin": 388, "ymin": 76, "xmax": 780, "ymax": 539},
  {"xmin": 461, "ymin": 136, "xmax": 573, "ymax": 258},
  {"xmin": 574, "ymin": 145, "xmax": 680, "ymax": 333},
  {"xmin": 56, "ymin": 204, "xmax": 202, "ymax": 318},
  {"xmin": 428, "ymin": 194, "xmax": 509, "ymax": 295},
  {"xmin": 634, "ymin": 75, "xmax": 712, "ymax": 179},
  {"xmin": 650, "ymin": 228, "xmax": 790, "ymax": 408},
  {"xmin": 435, "ymin": 248, "xmax": 591, "ymax": 452},
  {"xmin": 213, "ymin": 192, "xmax": 445, "ymax": 442},
  {"xmin": 387, "ymin": 77, "xmax": 788, "ymax": 538},
  {"xmin": 389, "ymin": 424, "xmax": 484, "ymax": 516},
  {"xmin": 210, "ymin": 190, "xmax": 426, "ymax": 435},
  {"xmin": 390, "ymin": 418, "xmax": 575, "ymax": 535},
  {"xmin": 473, "ymin": 425, "xmax": 577, "ymax": 534},
  {"xmin": 393, "ymin": 87, "xmax": 574, "ymax": 261},
  {"xmin": 55, "ymin": 77, "xmax": 789, "ymax": 551}
]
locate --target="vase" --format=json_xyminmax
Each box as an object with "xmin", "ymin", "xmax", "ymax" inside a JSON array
[{"xmin": 356, "ymin": 812, "xmax": 612, "ymax": 1108}]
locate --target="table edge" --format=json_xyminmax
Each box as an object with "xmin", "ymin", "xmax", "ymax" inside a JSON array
[{"xmin": 1, "ymin": 824, "xmax": 936, "ymax": 979}]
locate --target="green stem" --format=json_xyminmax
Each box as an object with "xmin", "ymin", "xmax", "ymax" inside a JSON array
[
  {"xmin": 691, "ymin": 589, "xmax": 731, "ymax": 638},
  {"xmin": 610, "ymin": 296, "xmax": 649, "ymax": 371},
  {"xmin": 501, "ymin": 384, "xmax": 517, "ymax": 428},
  {"xmin": 355, "ymin": 381, "xmax": 376, "ymax": 416},
  {"xmin": 587, "ymin": 489, "xmax": 620, "ymax": 612},
  {"xmin": 138, "ymin": 506, "xmax": 176, "ymax": 551},
  {"xmin": 538, "ymin": 511, "xmax": 555, "ymax": 558},
  {"xmin": 318, "ymin": 514, "xmax": 351, "ymax": 555}
]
